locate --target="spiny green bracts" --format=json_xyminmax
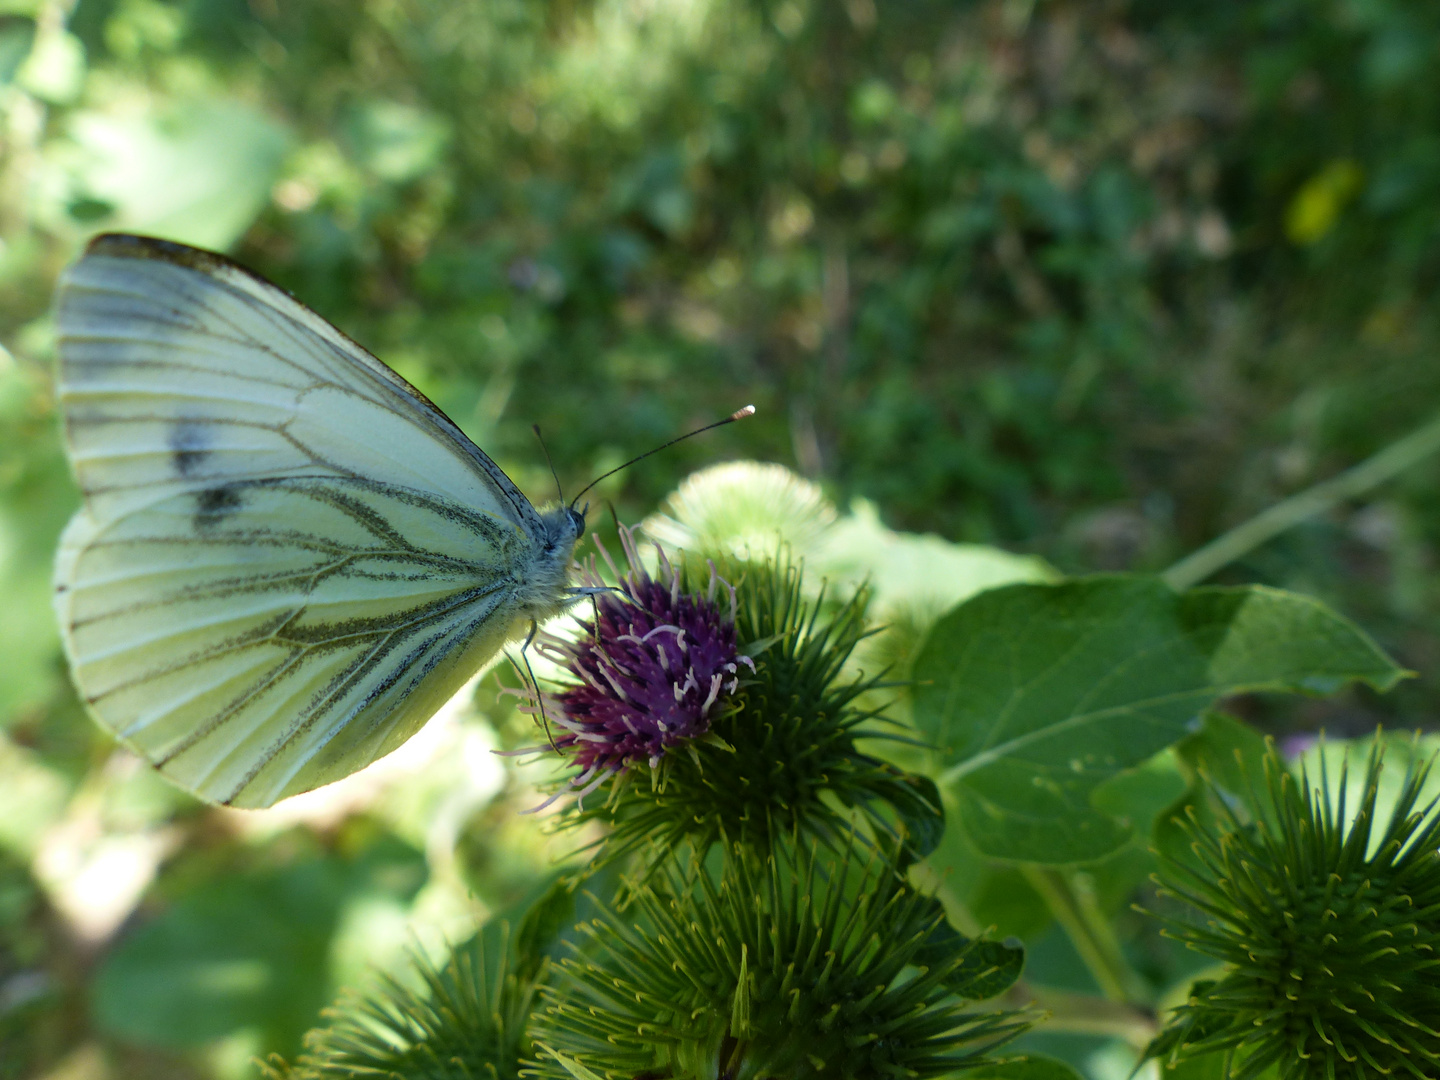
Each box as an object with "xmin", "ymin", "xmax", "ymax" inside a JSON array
[
  {"xmin": 528, "ymin": 838, "xmax": 1029, "ymax": 1080},
  {"xmin": 266, "ymin": 929, "xmax": 533, "ymax": 1080},
  {"xmin": 559, "ymin": 556, "xmax": 942, "ymax": 870},
  {"xmin": 1143, "ymin": 734, "xmax": 1440, "ymax": 1079}
]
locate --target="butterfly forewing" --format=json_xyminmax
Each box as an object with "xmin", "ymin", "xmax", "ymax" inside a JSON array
[
  {"xmin": 57, "ymin": 235, "xmax": 539, "ymax": 527},
  {"xmin": 54, "ymin": 235, "xmax": 569, "ymax": 807}
]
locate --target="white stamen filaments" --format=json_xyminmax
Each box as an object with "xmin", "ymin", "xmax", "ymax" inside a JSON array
[
  {"xmin": 512, "ymin": 524, "xmax": 748, "ymax": 812},
  {"xmin": 598, "ymin": 665, "xmax": 632, "ymax": 701},
  {"xmin": 702, "ymin": 674, "xmax": 723, "ymax": 713}
]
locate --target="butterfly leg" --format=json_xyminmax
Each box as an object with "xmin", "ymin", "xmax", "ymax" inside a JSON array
[{"xmin": 518, "ymin": 618, "xmax": 561, "ymax": 754}]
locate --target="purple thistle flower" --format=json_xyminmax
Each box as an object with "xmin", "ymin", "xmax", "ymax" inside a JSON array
[{"xmin": 514, "ymin": 527, "xmax": 751, "ymax": 808}]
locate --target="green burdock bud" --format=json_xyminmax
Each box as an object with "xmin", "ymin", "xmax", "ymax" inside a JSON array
[
  {"xmin": 547, "ymin": 548, "xmax": 942, "ymax": 869},
  {"xmin": 528, "ymin": 838, "xmax": 1029, "ymax": 1079},
  {"xmin": 266, "ymin": 928, "xmax": 533, "ymax": 1080},
  {"xmin": 1143, "ymin": 734, "xmax": 1440, "ymax": 1079}
]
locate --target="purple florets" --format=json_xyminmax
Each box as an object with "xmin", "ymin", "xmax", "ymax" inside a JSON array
[{"xmin": 520, "ymin": 528, "xmax": 750, "ymax": 806}]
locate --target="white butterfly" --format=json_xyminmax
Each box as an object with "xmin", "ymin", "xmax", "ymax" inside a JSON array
[{"xmin": 52, "ymin": 233, "xmax": 587, "ymax": 808}]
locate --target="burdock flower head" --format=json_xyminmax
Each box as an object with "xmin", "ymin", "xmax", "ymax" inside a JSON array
[
  {"xmin": 1144, "ymin": 733, "xmax": 1440, "ymax": 1079},
  {"xmin": 517, "ymin": 527, "xmax": 751, "ymax": 807}
]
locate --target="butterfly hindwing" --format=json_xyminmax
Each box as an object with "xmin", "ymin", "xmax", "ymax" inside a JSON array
[
  {"xmin": 53, "ymin": 234, "xmax": 576, "ymax": 807},
  {"xmin": 60, "ymin": 476, "xmax": 535, "ymax": 808}
]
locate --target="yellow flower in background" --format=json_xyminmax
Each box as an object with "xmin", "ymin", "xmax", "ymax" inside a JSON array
[{"xmin": 1286, "ymin": 158, "xmax": 1364, "ymax": 245}]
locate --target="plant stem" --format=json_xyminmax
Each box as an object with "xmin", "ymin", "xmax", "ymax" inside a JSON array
[
  {"xmin": 1004, "ymin": 981, "xmax": 1157, "ymax": 1046},
  {"xmin": 1070, "ymin": 869, "xmax": 1142, "ymax": 998},
  {"xmin": 1162, "ymin": 410, "xmax": 1440, "ymax": 591},
  {"xmin": 1021, "ymin": 866, "xmax": 1138, "ymax": 1004}
]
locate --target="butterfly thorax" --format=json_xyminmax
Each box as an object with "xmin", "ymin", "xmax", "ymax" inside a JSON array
[{"xmin": 511, "ymin": 505, "xmax": 585, "ymax": 625}]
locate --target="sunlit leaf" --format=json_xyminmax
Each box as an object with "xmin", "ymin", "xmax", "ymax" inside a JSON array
[
  {"xmin": 56, "ymin": 99, "xmax": 291, "ymax": 250},
  {"xmin": 93, "ymin": 838, "xmax": 425, "ymax": 1057},
  {"xmin": 913, "ymin": 577, "xmax": 1405, "ymax": 864},
  {"xmin": 16, "ymin": 27, "xmax": 82, "ymax": 103},
  {"xmin": 0, "ymin": 738, "xmax": 71, "ymax": 859},
  {"xmin": 0, "ymin": 362, "xmax": 72, "ymax": 722},
  {"xmin": 343, "ymin": 100, "xmax": 451, "ymax": 184}
]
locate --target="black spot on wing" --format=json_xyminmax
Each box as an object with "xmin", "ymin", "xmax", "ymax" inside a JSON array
[
  {"xmin": 195, "ymin": 485, "xmax": 244, "ymax": 530},
  {"xmin": 169, "ymin": 420, "xmax": 210, "ymax": 477}
]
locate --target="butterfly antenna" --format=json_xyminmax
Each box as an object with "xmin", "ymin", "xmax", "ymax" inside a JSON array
[
  {"xmin": 533, "ymin": 424, "xmax": 565, "ymax": 504},
  {"xmin": 569, "ymin": 405, "xmax": 756, "ymax": 508}
]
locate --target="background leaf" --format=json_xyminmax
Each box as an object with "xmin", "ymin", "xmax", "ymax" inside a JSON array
[
  {"xmin": 962, "ymin": 1054, "xmax": 1085, "ymax": 1079},
  {"xmin": 913, "ymin": 577, "xmax": 1405, "ymax": 863},
  {"xmin": 911, "ymin": 900, "xmax": 1026, "ymax": 1001},
  {"xmin": 41, "ymin": 98, "xmax": 291, "ymax": 250},
  {"xmin": 92, "ymin": 837, "xmax": 424, "ymax": 1059}
]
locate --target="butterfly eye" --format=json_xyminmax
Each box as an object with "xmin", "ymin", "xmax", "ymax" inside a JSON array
[{"xmin": 568, "ymin": 506, "xmax": 587, "ymax": 538}]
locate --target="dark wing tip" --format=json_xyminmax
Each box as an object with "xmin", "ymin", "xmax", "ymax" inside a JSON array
[
  {"xmin": 84, "ymin": 233, "xmax": 238, "ymax": 275},
  {"xmin": 82, "ymin": 233, "xmax": 266, "ymax": 283}
]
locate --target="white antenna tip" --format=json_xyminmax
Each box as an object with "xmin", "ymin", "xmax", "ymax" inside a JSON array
[{"xmin": 731, "ymin": 405, "xmax": 756, "ymax": 420}]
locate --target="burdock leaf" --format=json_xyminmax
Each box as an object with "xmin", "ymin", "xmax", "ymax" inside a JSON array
[
  {"xmin": 913, "ymin": 576, "xmax": 1404, "ymax": 864},
  {"xmin": 869, "ymin": 771, "xmax": 945, "ymax": 866},
  {"xmin": 514, "ymin": 862, "xmax": 626, "ymax": 976},
  {"xmin": 912, "ymin": 906, "xmax": 1026, "ymax": 1001},
  {"xmin": 963, "ymin": 1056, "xmax": 1084, "ymax": 1079}
]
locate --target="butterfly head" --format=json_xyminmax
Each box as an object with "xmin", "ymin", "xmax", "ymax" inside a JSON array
[
  {"xmin": 534, "ymin": 502, "xmax": 585, "ymax": 552},
  {"xmin": 566, "ymin": 504, "xmax": 587, "ymax": 540}
]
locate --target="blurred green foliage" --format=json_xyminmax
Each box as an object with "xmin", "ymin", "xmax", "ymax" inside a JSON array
[{"xmin": 5, "ymin": 0, "xmax": 1440, "ymax": 1077}]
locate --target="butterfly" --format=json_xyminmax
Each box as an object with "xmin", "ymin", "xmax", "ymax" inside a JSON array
[{"xmin": 51, "ymin": 233, "xmax": 595, "ymax": 809}]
